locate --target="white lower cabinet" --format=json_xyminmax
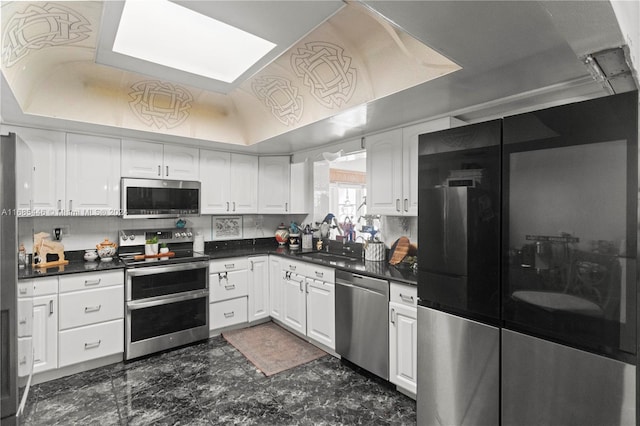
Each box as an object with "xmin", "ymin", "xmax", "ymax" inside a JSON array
[
  {"xmin": 306, "ymin": 278, "xmax": 335, "ymax": 349},
  {"xmin": 32, "ymin": 292, "xmax": 58, "ymax": 374},
  {"xmin": 269, "ymin": 256, "xmax": 283, "ymax": 320},
  {"xmin": 210, "ymin": 297, "xmax": 248, "ymax": 329},
  {"xmin": 209, "ymin": 258, "xmax": 249, "ymax": 330},
  {"xmin": 58, "ymin": 319, "xmax": 124, "ymax": 367},
  {"xmin": 278, "ymin": 259, "xmax": 336, "ymax": 350},
  {"xmin": 389, "ymin": 282, "xmax": 418, "ymax": 396},
  {"xmin": 248, "ymin": 256, "xmax": 270, "ymax": 322}
]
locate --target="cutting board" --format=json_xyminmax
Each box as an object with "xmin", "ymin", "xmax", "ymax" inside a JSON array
[
  {"xmin": 388, "ymin": 237, "xmax": 410, "ymax": 265},
  {"xmin": 133, "ymin": 252, "xmax": 176, "ymax": 260}
]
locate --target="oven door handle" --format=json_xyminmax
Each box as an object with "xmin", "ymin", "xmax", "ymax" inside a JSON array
[
  {"xmin": 126, "ymin": 261, "xmax": 210, "ymax": 277},
  {"xmin": 127, "ymin": 289, "xmax": 209, "ymax": 310}
]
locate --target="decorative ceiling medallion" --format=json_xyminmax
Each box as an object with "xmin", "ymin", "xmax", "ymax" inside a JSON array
[
  {"xmin": 252, "ymin": 76, "xmax": 304, "ymax": 126},
  {"xmin": 2, "ymin": 3, "xmax": 91, "ymax": 67},
  {"xmin": 128, "ymin": 81, "xmax": 193, "ymax": 129},
  {"xmin": 291, "ymin": 41, "xmax": 357, "ymax": 109}
]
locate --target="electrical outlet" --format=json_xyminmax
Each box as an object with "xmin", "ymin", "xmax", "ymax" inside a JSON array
[{"xmin": 53, "ymin": 226, "xmax": 70, "ymax": 240}]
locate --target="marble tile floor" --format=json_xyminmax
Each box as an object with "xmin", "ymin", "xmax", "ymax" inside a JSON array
[{"xmin": 19, "ymin": 336, "xmax": 416, "ymax": 425}]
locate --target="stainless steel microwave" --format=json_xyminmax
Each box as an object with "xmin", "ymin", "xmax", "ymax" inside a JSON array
[{"xmin": 121, "ymin": 178, "xmax": 200, "ymax": 219}]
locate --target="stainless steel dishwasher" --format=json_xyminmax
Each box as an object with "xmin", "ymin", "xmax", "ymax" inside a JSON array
[{"xmin": 335, "ymin": 270, "xmax": 389, "ymax": 380}]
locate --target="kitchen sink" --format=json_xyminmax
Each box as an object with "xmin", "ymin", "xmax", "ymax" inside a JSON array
[{"xmin": 298, "ymin": 251, "xmax": 360, "ymax": 264}]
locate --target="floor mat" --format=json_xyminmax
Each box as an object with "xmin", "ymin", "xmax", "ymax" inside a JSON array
[{"xmin": 222, "ymin": 322, "xmax": 326, "ymax": 376}]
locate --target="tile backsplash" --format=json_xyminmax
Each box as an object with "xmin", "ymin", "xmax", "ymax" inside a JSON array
[{"xmin": 18, "ymin": 214, "xmax": 299, "ymax": 254}]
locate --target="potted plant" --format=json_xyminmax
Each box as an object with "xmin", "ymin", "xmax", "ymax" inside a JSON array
[
  {"xmin": 159, "ymin": 242, "xmax": 169, "ymax": 254},
  {"xmin": 145, "ymin": 235, "xmax": 159, "ymax": 256}
]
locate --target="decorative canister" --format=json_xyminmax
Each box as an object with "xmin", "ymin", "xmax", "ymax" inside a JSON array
[
  {"xmin": 275, "ymin": 223, "xmax": 289, "ymax": 246},
  {"xmin": 289, "ymin": 233, "xmax": 300, "ymax": 250},
  {"xmin": 302, "ymin": 224, "xmax": 313, "ymax": 250},
  {"xmin": 364, "ymin": 241, "xmax": 385, "ymax": 262}
]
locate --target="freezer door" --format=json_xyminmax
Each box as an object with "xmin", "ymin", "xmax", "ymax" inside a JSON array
[
  {"xmin": 417, "ymin": 306, "xmax": 499, "ymax": 426},
  {"xmin": 502, "ymin": 329, "xmax": 636, "ymax": 425}
]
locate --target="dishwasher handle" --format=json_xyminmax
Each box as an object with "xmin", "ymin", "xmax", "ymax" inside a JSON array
[{"xmin": 336, "ymin": 279, "xmax": 388, "ymax": 298}]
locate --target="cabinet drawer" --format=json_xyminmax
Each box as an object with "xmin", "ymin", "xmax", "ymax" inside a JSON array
[
  {"xmin": 59, "ymin": 319, "xmax": 124, "ymax": 367},
  {"xmin": 210, "ymin": 269, "xmax": 248, "ymax": 302},
  {"xmin": 18, "ymin": 280, "xmax": 34, "ymax": 298},
  {"xmin": 210, "ymin": 297, "xmax": 248, "ymax": 330},
  {"xmin": 282, "ymin": 260, "xmax": 307, "ymax": 275},
  {"xmin": 307, "ymin": 265, "xmax": 335, "ymax": 283},
  {"xmin": 33, "ymin": 277, "xmax": 58, "ymax": 296},
  {"xmin": 59, "ymin": 270, "xmax": 123, "ymax": 293},
  {"xmin": 209, "ymin": 258, "xmax": 248, "ymax": 273},
  {"xmin": 17, "ymin": 299, "xmax": 33, "ymax": 337},
  {"xmin": 59, "ymin": 285, "xmax": 124, "ymax": 330},
  {"xmin": 18, "ymin": 337, "xmax": 32, "ymax": 378},
  {"xmin": 390, "ymin": 282, "xmax": 417, "ymax": 307}
]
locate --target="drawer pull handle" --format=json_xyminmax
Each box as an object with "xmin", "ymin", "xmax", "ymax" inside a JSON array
[
  {"xmin": 84, "ymin": 278, "xmax": 101, "ymax": 286},
  {"xmin": 84, "ymin": 340, "xmax": 101, "ymax": 350},
  {"xmin": 224, "ymin": 284, "xmax": 236, "ymax": 291},
  {"xmin": 315, "ymin": 271, "xmax": 323, "ymax": 278},
  {"xmin": 85, "ymin": 305, "xmax": 101, "ymax": 313},
  {"xmin": 225, "ymin": 263, "xmax": 235, "ymax": 269},
  {"xmin": 289, "ymin": 265, "xmax": 296, "ymax": 271},
  {"xmin": 19, "ymin": 318, "xmax": 27, "ymax": 325},
  {"xmin": 19, "ymin": 287, "xmax": 27, "ymax": 295},
  {"xmin": 224, "ymin": 311, "xmax": 235, "ymax": 318},
  {"xmin": 399, "ymin": 294, "xmax": 414, "ymax": 304},
  {"xmin": 19, "ymin": 357, "xmax": 27, "ymax": 365}
]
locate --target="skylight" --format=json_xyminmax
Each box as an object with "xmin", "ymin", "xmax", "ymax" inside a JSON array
[{"xmin": 113, "ymin": 0, "xmax": 276, "ymax": 83}]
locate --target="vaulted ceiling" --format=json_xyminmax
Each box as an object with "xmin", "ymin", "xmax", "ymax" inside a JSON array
[{"xmin": 1, "ymin": 1, "xmax": 635, "ymax": 155}]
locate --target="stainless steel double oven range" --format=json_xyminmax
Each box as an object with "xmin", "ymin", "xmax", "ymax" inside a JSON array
[{"xmin": 119, "ymin": 228, "xmax": 209, "ymax": 360}]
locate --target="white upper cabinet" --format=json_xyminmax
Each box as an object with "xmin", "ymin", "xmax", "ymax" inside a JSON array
[
  {"xmin": 366, "ymin": 128, "xmax": 404, "ymax": 216},
  {"xmin": 66, "ymin": 133, "xmax": 121, "ymax": 215},
  {"xmin": 258, "ymin": 156, "xmax": 291, "ymax": 214},
  {"xmin": 121, "ymin": 140, "xmax": 163, "ymax": 179},
  {"xmin": 163, "ymin": 144, "xmax": 199, "ymax": 180},
  {"xmin": 289, "ymin": 160, "xmax": 312, "ymax": 214},
  {"xmin": 367, "ymin": 117, "xmax": 465, "ymax": 216},
  {"xmin": 121, "ymin": 139, "xmax": 199, "ymax": 180},
  {"xmin": 200, "ymin": 150, "xmax": 258, "ymax": 214},
  {"xmin": 230, "ymin": 154, "xmax": 258, "ymax": 214},
  {"xmin": 6, "ymin": 126, "xmax": 66, "ymax": 216}
]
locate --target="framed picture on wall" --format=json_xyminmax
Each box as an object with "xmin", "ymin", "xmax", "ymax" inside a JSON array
[{"xmin": 213, "ymin": 216, "xmax": 242, "ymax": 240}]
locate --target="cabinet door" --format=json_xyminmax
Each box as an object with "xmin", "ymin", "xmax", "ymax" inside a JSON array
[
  {"xmin": 282, "ymin": 273, "xmax": 306, "ymax": 334},
  {"xmin": 66, "ymin": 133, "xmax": 120, "ymax": 215},
  {"xmin": 248, "ymin": 256, "xmax": 270, "ymax": 322},
  {"xmin": 290, "ymin": 160, "xmax": 312, "ymax": 214},
  {"xmin": 366, "ymin": 129, "xmax": 403, "ymax": 215},
  {"xmin": 269, "ymin": 256, "xmax": 283, "ymax": 320},
  {"xmin": 7, "ymin": 126, "xmax": 67, "ymax": 215},
  {"xmin": 402, "ymin": 118, "xmax": 465, "ymax": 216},
  {"xmin": 389, "ymin": 302, "xmax": 417, "ymax": 394},
  {"xmin": 258, "ymin": 156, "xmax": 290, "ymax": 213},
  {"xmin": 200, "ymin": 150, "xmax": 231, "ymax": 214},
  {"xmin": 121, "ymin": 139, "xmax": 163, "ymax": 178},
  {"xmin": 230, "ymin": 154, "xmax": 258, "ymax": 213},
  {"xmin": 306, "ymin": 279, "xmax": 335, "ymax": 349},
  {"xmin": 15, "ymin": 134, "xmax": 33, "ymax": 215},
  {"xmin": 163, "ymin": 144, "xmax": 199, "ymax": 180},
  {"xmin": 32, "ymin": 294, "xmax": 58, "ymax": 374}
]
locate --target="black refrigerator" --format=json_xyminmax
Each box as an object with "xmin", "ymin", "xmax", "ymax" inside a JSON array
[
  {"xmin": 417, "ymin": 91, "xmax": 638, "ymax": 425},
  {"xmin": 417, "ymin": 120, "xmax": 502, "ymax": 425},
  {"xmin": 1, "ymin": 132, "xmax": 18, "ymax": 424}
]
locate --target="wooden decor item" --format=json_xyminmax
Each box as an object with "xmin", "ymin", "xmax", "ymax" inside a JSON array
[
  {"xmin": 133, "ymin": 252, "xmax": 176, "ymax": 261},
  {"xmin": 389, "ymin": 236, "xmax": 410, "ymax": 265},
  {"xmin": 33, "ymin": 231, "xmax": 69, "ymax": 268}
]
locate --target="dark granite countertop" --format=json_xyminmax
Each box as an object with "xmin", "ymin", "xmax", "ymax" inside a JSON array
[
  {"xmin": 18, "ymin": 239, "xmax": 418, "ymax": 286},
  {"xmin": 204, "ymin": 239, "xmax": 418, "ymax": 286},
  {"xmin": 18, "ymin": 257, "xmax": 125, "ymax": 280}
]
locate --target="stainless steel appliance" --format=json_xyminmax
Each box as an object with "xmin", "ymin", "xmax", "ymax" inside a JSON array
[
  {"xmin": 417, "ymin": 92, "xmax": 638, "ymax": 426},
  {"xmin": 121, "ymin": 178, "xmax": 200, "ymax": 219},
  {"xmin": 1, "ymin": 133, "xmax": 18, "ymax": 424},
  {"xmin": 335, "ymin": 270, "xmax": 389, "ymax": 380},
  {"xmin": 500, "ymin": 92, "xmax": 637, "ymax": 425},
  {"xmin": 417, "ymin": 120, "xmax": 502, "ymax": 425},
  {"xmin": 119, "ymin": 228, "xmax": 209, "ymax": 360}
]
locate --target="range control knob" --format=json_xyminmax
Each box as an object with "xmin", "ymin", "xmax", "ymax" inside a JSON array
[
  {"xmin": 121, "ymin": 234, "xmax": 128, "ymax": 241},
  {"xmin": 186, "ymin": 232, "xmax": 193, "ymax": 238},
  {"xmin": 129, "ymin": 235, "xmax": 136, "ymax": 241}
]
